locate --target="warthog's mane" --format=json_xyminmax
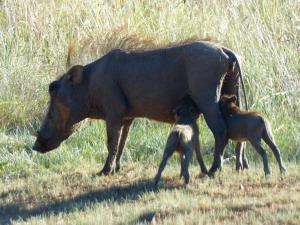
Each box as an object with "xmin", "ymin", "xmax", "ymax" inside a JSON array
[{"xmin": 66, "ymin": 26, "xmax": 222, "ymax": 68}]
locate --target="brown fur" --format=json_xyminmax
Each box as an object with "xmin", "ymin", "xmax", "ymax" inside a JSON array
[
  {"xmin": 56, "ymin": 100, "xmax": 70, "ymax": 130},
  {"xmin": 219, "ymin": 95, "xmax": 286, "ymax": 175},
  {"xmin": 154, "ymin": 103, "xmax": 207, "ymax": 186}
]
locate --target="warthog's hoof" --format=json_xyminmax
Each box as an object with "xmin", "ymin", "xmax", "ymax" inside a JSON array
[
  {"xmin": 202, "ymin": 169, "xmax": 208, "ymax": 175},
  {"xmin": 207, "ymin": 170, "xmax": 216, "ymax": 178},
  {"xmin": 97, "ymin": 165, "xmax": 116, "ymax": 176},
  {"xmin": 280, "ymin": 166, "xmax": 286, "ymax": 174},
  {"xmin": 243, "ymin": 160, "xmax": 249, "ymax": 169},
  {"xmin": 198, "ymin": 172, "xmax": 209, "ymax": 179},
  {"xmin": 115, "ymin": 163, "xmax": 121, "ymax": 172},
  {"xmin": 264, "ymin": 170, "xmax": 271, "ymax": 179},
  {"xmin": 183, "ymin": 177, "xmax": 190, "ymax": 185}
]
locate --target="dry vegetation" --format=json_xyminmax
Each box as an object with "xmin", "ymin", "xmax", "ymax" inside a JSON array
[
  {"xmin": 1, "ymin": 164, "xmax": 299, "ymax": 225},
  {"xmin": 0, "ymin": 0, "xmax": 299, "ymax": 224}
]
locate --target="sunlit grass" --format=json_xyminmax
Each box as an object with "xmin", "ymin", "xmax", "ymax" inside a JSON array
[
  {"xmin": 0, "ymin": 0, "xmax": 299, "ymax": 223},
  {"xmin": 0, "ymin": 164, "xmax": 299, "ymax": 224}
]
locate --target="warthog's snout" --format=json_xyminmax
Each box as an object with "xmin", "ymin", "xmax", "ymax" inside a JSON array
[
  {"xmin": 32, "ymin": 130, "xmax": 60, "ymax": 153},
  {"xmin": 32, "ymin": 139, "xmax": 60, "ymax": 153},
  {"xmin": 32, "ymin": 139, "xmax": 47, "ymax": 153}
]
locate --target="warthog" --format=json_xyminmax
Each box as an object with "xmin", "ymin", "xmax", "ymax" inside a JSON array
[
  {"xmin": 219, "ymin": 94, "xmax": 286, "ymax": 175},
  {"xmin": 33, "ymin": 41, "xmax": 247, "ymax": 176},
  {"xmin": 154, "ymin": 97, "xmax": 206, "ymax": 186}
]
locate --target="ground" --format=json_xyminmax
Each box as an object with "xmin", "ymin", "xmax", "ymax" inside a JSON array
[{"xmin": 1, "ymin": 163, "xmax": 299, "ymax": 225}]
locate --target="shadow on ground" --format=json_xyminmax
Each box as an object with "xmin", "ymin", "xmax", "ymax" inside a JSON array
[{"xmin": 0, "ymin": 178, "xmax": 181, "ymax": 225}]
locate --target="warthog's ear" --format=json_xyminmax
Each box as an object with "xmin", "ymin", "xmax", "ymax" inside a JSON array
[
  {"xmin": 49, "ymin": 81, "xmax": 60, "ymax": 97},
  {"xmin": 229, "ymin": 95, "xmax": 237, "ymax": 103},
  {"xmin": 67, "ymin": 65, "xmax": 83, "ymax": 84}
]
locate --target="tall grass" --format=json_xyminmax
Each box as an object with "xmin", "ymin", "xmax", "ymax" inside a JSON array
[{"xmin": 0, "ymin": 0, "xmax": 299, "ymax": 175}]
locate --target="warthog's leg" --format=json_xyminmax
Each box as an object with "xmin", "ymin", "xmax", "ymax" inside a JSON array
[
  {"xmin": 154, "ymin": 147, "xmax": 175, "ymax": 187},
  {"xmin": 181, "ymin": 144, "xmax": 193, "ymax": 184},
  {"xmin": 241, "ymin": 143, "xmax": 249, "ymax": 169},
  {"xmin": 249, "ymin": 137, "xmax": 270, "ymax": 176},
  {"xmin": 262, "ymin": 130, "xmax": 286, "ymax": 173},
  {"xmin": 180, "ymin": 153, "xmax": 184, "ymax": 178},
  {"xmin": 196, "ymin": 101, "xmax": 227, "ymax": 176},
  {"xmin": 194, "ymin": 137, "xmax": 208, "ymax": 174},
  {"xmin": 115, "ymin": 119, "xmax": 133, "ymax": 172},
  {"xmin": 235, "ymin": 142, "xmax": 244, "ymax": 171},
  {"xmin": 154, "ymin": 133, "xmax": 177, "ymax": 186},
  {"xmin": 98, "ymin": 83, "xmax": 128, "ymax": 176},
  {"xmin": 100, "ymin": 117, "xmax": 123, "ymax": 175}
]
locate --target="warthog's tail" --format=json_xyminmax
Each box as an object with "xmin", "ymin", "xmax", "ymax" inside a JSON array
[{"xmin": 221, "ymin": 48, "xmax": 248, "ymax": 110}]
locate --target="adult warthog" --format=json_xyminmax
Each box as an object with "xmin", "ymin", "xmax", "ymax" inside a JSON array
[{"xmin": 33, "ymin": 41, "xmax": 247, "ymax": 176}]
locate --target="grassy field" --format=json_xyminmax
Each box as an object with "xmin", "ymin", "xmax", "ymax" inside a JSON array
[
  {"xmin": 0, "ymin": 0, "xmax": 299, "ymax": 224},
  {"xmin": 1, "ymin": 164, "xmax": 300, "ymax": 225}
]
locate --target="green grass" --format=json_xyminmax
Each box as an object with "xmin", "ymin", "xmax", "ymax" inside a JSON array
[{"xmin": 0, "ymin": 0, "xmax": 299, "ymax": 224}]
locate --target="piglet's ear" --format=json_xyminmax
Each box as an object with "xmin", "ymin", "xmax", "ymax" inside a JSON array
[
  {"xmin": 229, "ymin": 95, "xmax": 237, "ymax": 103},
  {"xmin": 67, "ymin": 65, "xmax": 83, "ymax": 84}
]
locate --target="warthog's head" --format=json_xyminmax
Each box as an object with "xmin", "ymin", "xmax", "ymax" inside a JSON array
[
  {"xmin": 33, "ymin": 65, "xmax": 89, "ymax": 153},
  {"xmin": 219, "ymin": 94, "xmax": 238, "ymax": 115},
  {"xmin": 172, "ymin": 96, "xmax": 200, "ymax": 123}
]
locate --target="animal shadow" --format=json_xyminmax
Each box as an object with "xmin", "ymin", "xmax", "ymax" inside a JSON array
[{"xmin": 0, "ymin": 178, "xmax": 180, "ymax": 225}]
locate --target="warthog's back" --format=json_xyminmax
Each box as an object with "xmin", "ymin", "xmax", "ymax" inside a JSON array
[{"xmin": 87, "ymin": 41, "xmax": 230, "ymax": 122}]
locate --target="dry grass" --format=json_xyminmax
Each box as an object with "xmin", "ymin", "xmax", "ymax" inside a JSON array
[{"xmin": 0, "ymin": 164, "xmax": 299, "ymax": 225}]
